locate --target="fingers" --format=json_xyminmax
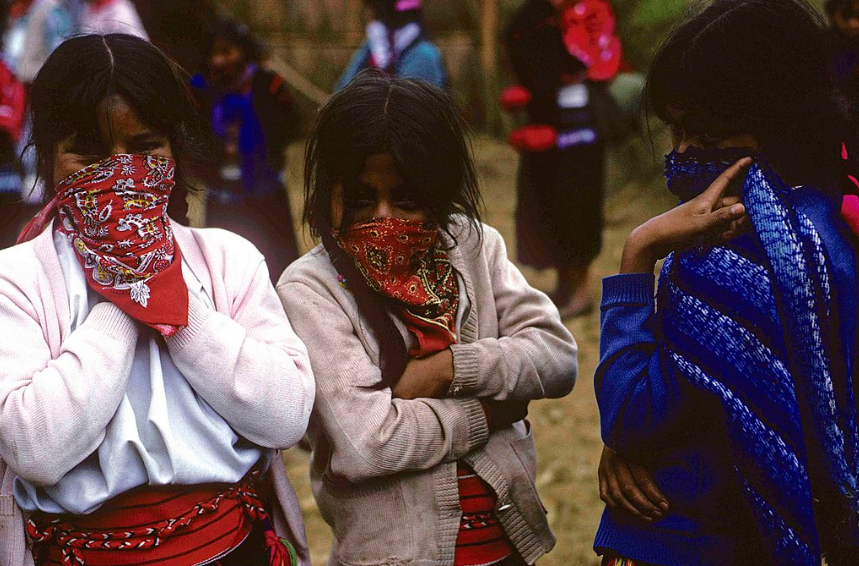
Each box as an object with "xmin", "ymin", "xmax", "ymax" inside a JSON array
[
  {"xmin": 718, "ymin": 215, "xmax": 752, "ymax": 242},
  {"xmin": 700, "ymin": 202, "xmax": 746, "ymax": 238},
  {"xmin": 700, "ymin": 157, "xmax": 752, "ymax": 205},
  {"xmin": 598, "ymin": 447, "xmax": 666, "ymax": 522},
  {"xmin": 717, "ymin": 195, "xmax": 742, "ymax": 210},
  {"xmin": 629, "ymin": 463, "xmax": 669, "ymax": 512}
]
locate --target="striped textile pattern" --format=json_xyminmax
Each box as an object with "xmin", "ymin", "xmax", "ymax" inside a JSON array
[{"xmin": 658, "ymin": 160, "xmax": 859, "ymax": 565}]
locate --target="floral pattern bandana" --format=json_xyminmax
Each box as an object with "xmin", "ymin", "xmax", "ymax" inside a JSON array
[
  {"xmin": 20, "ymin": 154, "xmax": 189, "ymax": 336},
  {"xmin": 335, "ymin": 217, "xmax": 459, "ymax": 357}
]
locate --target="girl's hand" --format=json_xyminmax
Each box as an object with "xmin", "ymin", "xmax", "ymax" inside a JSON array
[
  {"xmin": 621, "ymin": 157, "xmax": 752, "ymax": 274},
  {"xmin": 392, "ymin": 349, "xmax": 455, "ymax": 400},
  {"xmin": 599, "ymin": 446, "xmax": 669, "ymax": 522}
]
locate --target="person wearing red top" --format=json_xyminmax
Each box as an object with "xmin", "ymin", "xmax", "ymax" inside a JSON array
[{"xmin": 504, "ymin": 0, "xmax": 622, "ymax": 318}]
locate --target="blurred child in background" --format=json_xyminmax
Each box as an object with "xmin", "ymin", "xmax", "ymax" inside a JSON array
[
  {"xmin": 337, "ymin": 0, "xmax": 446, "ymax": 89},
  {"xmin": 193, "ymin": 19, "xmax": 301, "ymax": 283}
]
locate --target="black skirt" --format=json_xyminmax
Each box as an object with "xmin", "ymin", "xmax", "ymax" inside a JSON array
[
  {"xmin": 206, "ymin": 189, "xmax": 301, "ymax": 284},
  {"xmin": 515, "ymin": 141, "xmax": 605, "ymax": 270}
]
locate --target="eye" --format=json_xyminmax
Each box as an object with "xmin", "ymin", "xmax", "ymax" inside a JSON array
[
  {"xmin": 345, "ymin": 189, "xmax": 376, "ymax": 208},
  {"xmin": 395, "ymin": 197, "xmax": 422, "ymax": 211},
  {"xmin": 130, "ymin": 137, "xmax": 168, "ymax": 154}
]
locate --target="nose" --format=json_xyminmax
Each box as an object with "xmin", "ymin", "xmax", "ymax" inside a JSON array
[{"xmin": 373, "ymin": 199, "xmax": 394, "ymax": 219}]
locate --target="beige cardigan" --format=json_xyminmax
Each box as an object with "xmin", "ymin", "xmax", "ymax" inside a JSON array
[
  {"xmin": 0, "ymin": 223, "xmax": 314, "ymax": 566},
  {"xmin": 277, "ymin": 221, "xmax": 577, "ymax": 566}
]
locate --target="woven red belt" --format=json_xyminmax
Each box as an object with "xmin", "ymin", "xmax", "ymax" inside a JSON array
[{"xmin": 27, "ymin": 472, "xmax": 297, "ymax": 566}]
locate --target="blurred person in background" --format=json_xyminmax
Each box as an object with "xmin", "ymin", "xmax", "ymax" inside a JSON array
[
  {"xmin": 3, "ymin": 0, "xmax": 73, "ymax": 236},
  {"xmin": 4, "ymin": 0, "xmax": 72, "ymax": 84},
  {"xmin": 192, "ymin": 19, "xmax": 300, "ymax": 283},
  {"xmin": 79, "ymin": 0, "xmax": 148, "ymax": 39},
  {"xmin": 336, "ymin": 0, "xmax": 446, "ymax": 89},
  {"xmin": 503, "ymin": 0, "xmax": 622, "ymax": 319},
  {"xmin": 0, "ymin": 0, "xmax": 55, "ymax": 249}
]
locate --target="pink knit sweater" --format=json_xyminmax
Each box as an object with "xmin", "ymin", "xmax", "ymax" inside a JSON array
[{"xmin": 0, "ymin": 222, "xmax": 314, "ymax": 566}]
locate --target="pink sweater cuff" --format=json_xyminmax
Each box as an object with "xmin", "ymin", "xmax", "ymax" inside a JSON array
[{"xmin": 164, "ymin": 297, "xmax": 212, "ymax": 351}]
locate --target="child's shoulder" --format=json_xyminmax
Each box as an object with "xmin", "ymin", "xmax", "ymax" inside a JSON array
[
  {"xmin": 277, "ymin": 245, "xmax": 339, "ymax": 295},
  {"xmin": 445, "ymin": 217, "xmax": 508, "ymax": 266}
]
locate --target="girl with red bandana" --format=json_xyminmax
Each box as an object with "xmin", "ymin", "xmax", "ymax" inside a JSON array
[
  {"xmin": 277, "ymin": 70, "xmax": 578, "ymax": 566},
  {"xmin": 0, "ymin": 34, "xmax": 314, "ymax": 566}
]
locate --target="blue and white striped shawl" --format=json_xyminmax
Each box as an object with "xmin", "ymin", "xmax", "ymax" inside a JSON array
[{"xmin": 659, "ymin": 159, "xmax": 859, "ymax": 565}]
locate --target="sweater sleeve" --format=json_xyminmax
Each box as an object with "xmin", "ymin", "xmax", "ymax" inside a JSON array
[
  {"xmin": 278, "ymin": 279, "xmax": 490, "ymax": 484},
  {"xmin": 165, "ymin": 259, "xmax": 315, "ymax": 451},
  {"xmin": 0, "ymin": 299, "xmax": 138, "ymax": 486},
  {"xmin": 448, "ymin": 228, "xmax": 577, "ymax": 402},
  {"xmin": 594, "ymin": 273, "xmax": 690, "ymax": 454}
]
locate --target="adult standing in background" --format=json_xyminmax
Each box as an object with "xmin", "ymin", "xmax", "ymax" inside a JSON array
[
  {"xmin": 336, "ymin": 0, "xmax": 446, "ymax": 89},
  {"xmin": 505, "ymin": 0, "xmax": 620, "ymax": 318},
  {"xmin": 192, "ymin": 19, "xmax": 301, "ymax": 283},
  {"xmin": 79, "ymin": 0, "xmax": 148, "ymax": 39}
]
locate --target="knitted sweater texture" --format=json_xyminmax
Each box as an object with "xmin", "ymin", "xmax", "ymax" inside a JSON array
[{"xmin": 595, "ymin": 166, "xmax": 859, "ymax": 566}]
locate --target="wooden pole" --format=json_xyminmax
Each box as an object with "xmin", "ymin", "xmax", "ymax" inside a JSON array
[
  {"xmin": 347, "ymin": 0, "xmax": 363, "ymax": 32},
  {"xmin": 480, "ymin": 0, "xmax": 501, "ymax": 134}
]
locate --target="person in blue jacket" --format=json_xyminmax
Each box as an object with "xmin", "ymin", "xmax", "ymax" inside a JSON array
[
  {"xmin": 593, "ymin": 1, "xmax": 859, "ymax": 565},
  {"xmin": 336, "ymin": 0, "xmax": 446, "ymax": 90}
]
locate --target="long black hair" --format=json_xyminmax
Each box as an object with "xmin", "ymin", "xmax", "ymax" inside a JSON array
[
  {"xmin": 28, "ymin": 34, "xmax": 204, "ymax": 223},
  {"xmin": 304, "ymin": 69, "xmax": 482, "ymax": 385},
  {"xmin": 646, "ymin": 0, "xmax": 850, "ymax": 188}
]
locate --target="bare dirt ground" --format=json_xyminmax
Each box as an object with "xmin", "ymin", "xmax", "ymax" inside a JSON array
[{"xmin": 279, "ymin": 134, "xmax": 676, "ymax": 566}]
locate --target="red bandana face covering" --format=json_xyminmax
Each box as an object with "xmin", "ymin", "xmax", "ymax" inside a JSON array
[
  {"xmin": 335, "ymin": 217, "xmax": 459, "ymax": 357},
  {"xmin": 20, "ymin": 154, "xmax": 189, "ymax": 336}
]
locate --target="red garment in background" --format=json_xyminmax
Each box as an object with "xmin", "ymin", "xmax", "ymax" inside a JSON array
[
  {"xmin": 0, "ymin": 60, "xmax": 25, "ymax": 142},
  {"xmin": 561, "ymin": 0, "xmax": 622, "ymax": 81}
]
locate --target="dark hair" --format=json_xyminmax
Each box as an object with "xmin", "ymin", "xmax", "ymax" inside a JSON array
[
  {"xmin": 29, "ymin": 34, "xmax": 204, "ymax": 223},
  {"xmin": 304, "ymin": 69, "xmax": 482, "ymax": 385},
  {"xmin": 363, "ymin": 0, "xmax": 422, "ymax": 28},
  {"xmin": 202, "ymin": 18, "xmax": 264, "ymax": 66},
  {"xmin": 647, "ymin": 0, "xmax": 849, "ymax": 187}
]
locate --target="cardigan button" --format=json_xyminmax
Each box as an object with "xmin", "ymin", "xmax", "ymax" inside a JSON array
[
  {"xmin": 497, "ymin": 503, "xmax": 512, "ymax": 512},
  {"xmin": 452, "ymin": 385, "xmax": 463, "ymax": 396}
]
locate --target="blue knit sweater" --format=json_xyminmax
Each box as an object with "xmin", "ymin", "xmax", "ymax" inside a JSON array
[{"xmin": 593, "ymin": 186, "xmax": 859, "ymax": 566}]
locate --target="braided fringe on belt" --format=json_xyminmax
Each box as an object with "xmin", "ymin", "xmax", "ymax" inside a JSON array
[{"xmin": 26, "ymin": 471, "xmax": 297, "ymax": 566}]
